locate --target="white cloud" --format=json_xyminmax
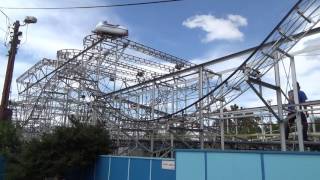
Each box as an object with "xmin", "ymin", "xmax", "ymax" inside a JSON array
[
  {"xmin": 187, "ymin": 30, "xmax": 320, "ymax": 111},
  {"xmin": 182, "ymin": 14, "xmax": 248, "ymax": 43},
  {"xmin": 227, "ymin": 14, "xmax": 247, "ymax": 26}
]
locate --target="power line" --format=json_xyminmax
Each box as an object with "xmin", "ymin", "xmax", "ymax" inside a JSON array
[
  {"xmin": 297, "ymin": 54, "xmax": 320, "ymax": 56},
  {"xmin": 0, "ymin": 0, "xmax": 183, "ymax": 10},
  {"xmin": 0, "ymin": 9, "xmax": 11, "ymax": 47}
]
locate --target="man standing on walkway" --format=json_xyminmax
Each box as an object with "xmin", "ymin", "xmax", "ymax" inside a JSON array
[{"xmin": 285, "ymin": 83, "xmax": 309, "ymax": 141}]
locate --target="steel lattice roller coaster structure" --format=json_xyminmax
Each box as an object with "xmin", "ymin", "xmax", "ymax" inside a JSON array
[{"xmin": 11, "ymin": 0, "xmax": 320, "ymax": 156}]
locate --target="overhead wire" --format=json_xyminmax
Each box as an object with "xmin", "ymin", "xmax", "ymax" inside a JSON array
[
  {"xmin": 3, "ymin": 26, "xmax": 11, "ymax": 47},
  {"xmin": 0, "ymin": 8, "xmax": 12, "ymax": 46},
  {"xmin": 296, "ymin": 53, "xmax": 320, "ymax": 56},
  {"xmin": 0, "ymin": 0, "xmax": 183, "ymax": 10}
]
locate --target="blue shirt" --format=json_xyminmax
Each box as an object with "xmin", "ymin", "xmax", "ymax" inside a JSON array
[
  {"xmin": 288, "ymin": 90, "xmax": 307, "ymax": 111},
  {"xmin": 298, "ymin": 90, "xmax": 307, "ymax": 103}
]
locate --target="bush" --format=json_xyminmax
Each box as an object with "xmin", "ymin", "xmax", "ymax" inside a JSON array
[
  {"xmin": 0, "ymin": 121, "xmax": 21, "ymax": 156},
  {"xmin": 6, "ymin": 120, "xmax": 112, "ymax": 179}
]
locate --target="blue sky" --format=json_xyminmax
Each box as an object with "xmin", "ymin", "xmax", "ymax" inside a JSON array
[
  {"xmin": 1, "ymin": 0, "xmax": 320, "ymax": 108},
  {"xmin": 108, "ymin": 0, "xmax": 297, "ymax": 59}
]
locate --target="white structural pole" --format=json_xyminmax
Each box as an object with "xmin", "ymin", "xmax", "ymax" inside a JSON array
[
  {"xmin": 220, "ymin": 100, "xmax": 225, "ymax": 150},
  {"xmin": 199, "ymin": 66, "xmax": 204, "ymax": 149},
  {"xmin": 311, "ymin": 106, "xmax": 316, "ymax": 134},
  {"xmin": 150, "ymin": 82, "xmax": 156, "ymax": 156},
  {"xmin": 170, "ymin": 133, "xmax": 174, "ymax": 158},
  {"xmin": 261, "ymin": 117, "xmax": 266, "ymax": 142},
  {"xmin": 235, "ymin": 117, "xmax": 238, "ymax": 135},
  {"xmin": 267, "ymin": 100, "xmax": 273, "ymax": 134},
  {"xmin": 274, "ymin": 58, "xmax": 286, "ymax": 151},
  {"xmin": 259, "ymin": 83, "xmax": 265, "ymax": 142},
  {"xmin": 290, "ymin": 56, "xmax": 304, "ymax": 151},
  {"xmin": 226, "ymin": 119, "xmax": 230, "ymax": 134},
  {"xmin": 171, "ymin": 85, "xmax": 175, "ymax": 157}
]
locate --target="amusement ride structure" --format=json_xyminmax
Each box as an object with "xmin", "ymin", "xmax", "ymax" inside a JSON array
[{"xmin": 11, "ymin": 0, "xmax": 320, "ymax": 156}]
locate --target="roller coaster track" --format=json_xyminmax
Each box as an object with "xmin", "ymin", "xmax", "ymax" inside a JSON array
[
  {"xmin": 13, "ymin": 0, "xmax": 320, "ymax": 153},
  {"xmin": 99, "ymin": 0, "xmax": 320, "ymax": 122}
]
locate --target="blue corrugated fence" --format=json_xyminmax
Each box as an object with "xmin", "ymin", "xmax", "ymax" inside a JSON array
[
  {"xmin": 176, "ymin": 150, "xmax": 320, "ymax": 180},
  {"xmin": 94, "ymin": 155, "xmax": 175, "ymax": 180},
  {"xmin": 4, "ymin": 150, "xmax": 319, "ymax": 180}
]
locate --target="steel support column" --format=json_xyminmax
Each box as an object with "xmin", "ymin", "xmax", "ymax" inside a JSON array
[
  {"xmin": 150, "ymin": 82, "xmax": 156, "ymax": 156},
  {"xmin": 199, "ymin": 67, "xmax": 204, "ymax": 149},
  {"xmin": 274, "ymin": 58, "xmax": 286, "ymax": 151},
  {"xmin": 226, "ymin": 118, "xmax": 229, "ymax": 134},
  {"xmin": 290, "ymin": 56, "xmax": 304, "ymax": 151},
  {"xmin": 311, "ymin": 106, "xmax": 316, "ymax": 134},
  {"xmin": 268, "ymin": 100, "xmax": 273, "ymax": 134},
  {"xmin": 235, "ymin": 115, "xmax": 238, "ymax": 135},
  {"xmin": 220, "ymin": 100, "xmax": 225, "ymax": 150},
  {"xmin": 170, "ymin": 133, "xmax": 174, "ymax": 158},
  {"xmin": 170, "ymin": 85, "xmax": 175, "ymax": 155}
]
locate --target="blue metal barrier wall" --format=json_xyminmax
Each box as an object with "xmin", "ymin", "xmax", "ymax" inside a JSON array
[
  {"xmin": 176, "ymin": 150, "xmax": 320, "ymax": 180},
  {"xmin": 94, "ymin": 155, "xmax": 175, "ymax": 180}
]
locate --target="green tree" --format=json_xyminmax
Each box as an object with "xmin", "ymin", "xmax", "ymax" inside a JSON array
[
  {"xmin": 228, "ymin": 104, "xmax": 262, "ymax": 135},
  {"xmin": 0, "ymin": 121, "xmax": 23, "ymax": 180},
  {"xmin": 0, "ymin": 121, "xmax": 21, "ymax": 156},
  {"xmin": 264, "ymin": 122, "xmax": 279, "ymax": 133},
  {"xmin": 7, "ymin": 119, "xmax": 113, "ymax": 180}
]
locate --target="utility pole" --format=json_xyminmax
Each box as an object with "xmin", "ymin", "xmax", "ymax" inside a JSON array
[
  {"xmin": 0, "ymin": 21, "xmax": 21, "ymax": 121},
  {"xmin": 0, "ymin": 16, "xmax": 36, "ymax": 121}
]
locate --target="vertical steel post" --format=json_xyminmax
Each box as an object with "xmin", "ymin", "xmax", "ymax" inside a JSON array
[
  {"xmin": 170, "ymin": 133, "xmax": 174, "ymax": 158},
  {"xmin": 199, "ymin": 67, "xmax": 204, "ymax": 149},
  {"xmin": 185, "ymin": 81, "xmax": 188, "ymax": 109},
  {"xmin": 141, "ymin": 93, "xmax": 144, "ymax": 118},
  {"xmin": 150, "ymin": 82, "xmax": 156, "ymax": 156},
  {"xmin": 170, "ymin": 85, "xmax": 175, "ymax": 155},
  {"xmin": 151, "ymin": 82, "xmax": 155, "ymax": 118},
  {"xmin": 290, "ymin": 56, "xmax": 304, "ymax": 151},
  {"xmin": 137, "ymin": 95, "xmax": 140, "ymax": 120},
  {"xmin": 274, "ymin": 58, "xmax": 286, "ymax": 151},
  {"xmin": 116, "ymin": 128, "xmax": 120, "ymax": 154},
  {"xmin": 235, "ymin": 117, "xmax": 238, "ymax": 135},
  {"xmin": 64, "ymin": 89, "xmax": 69, "ymax": 126},
  {"xmin": 226, "ymin": 118, "xmax": 229, "ymax": 134},
  {"xmin": 259, "ymin": 83, "xmax": 264, "ymax": 140},
  {"xmin": 311, "ymin": 106, "xmax": 316, "ymax": 134},
  {"xmin": 171, "ymin": 86, "xmax": 175, "ymax": 113},
  {"xmin": 261, "ymin": 117, "xmax": 266, "ymax": 142},
  {"xmin": 136, "ymin": 95, "xmax": 140, "ymax": 147},
  {"xmin": 220, "ymin": 100, "xmax": 225, "ymax": 150},
  {"xmin": 267, "ymin": 100, "xmax": 273, "ymax": 134}
]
